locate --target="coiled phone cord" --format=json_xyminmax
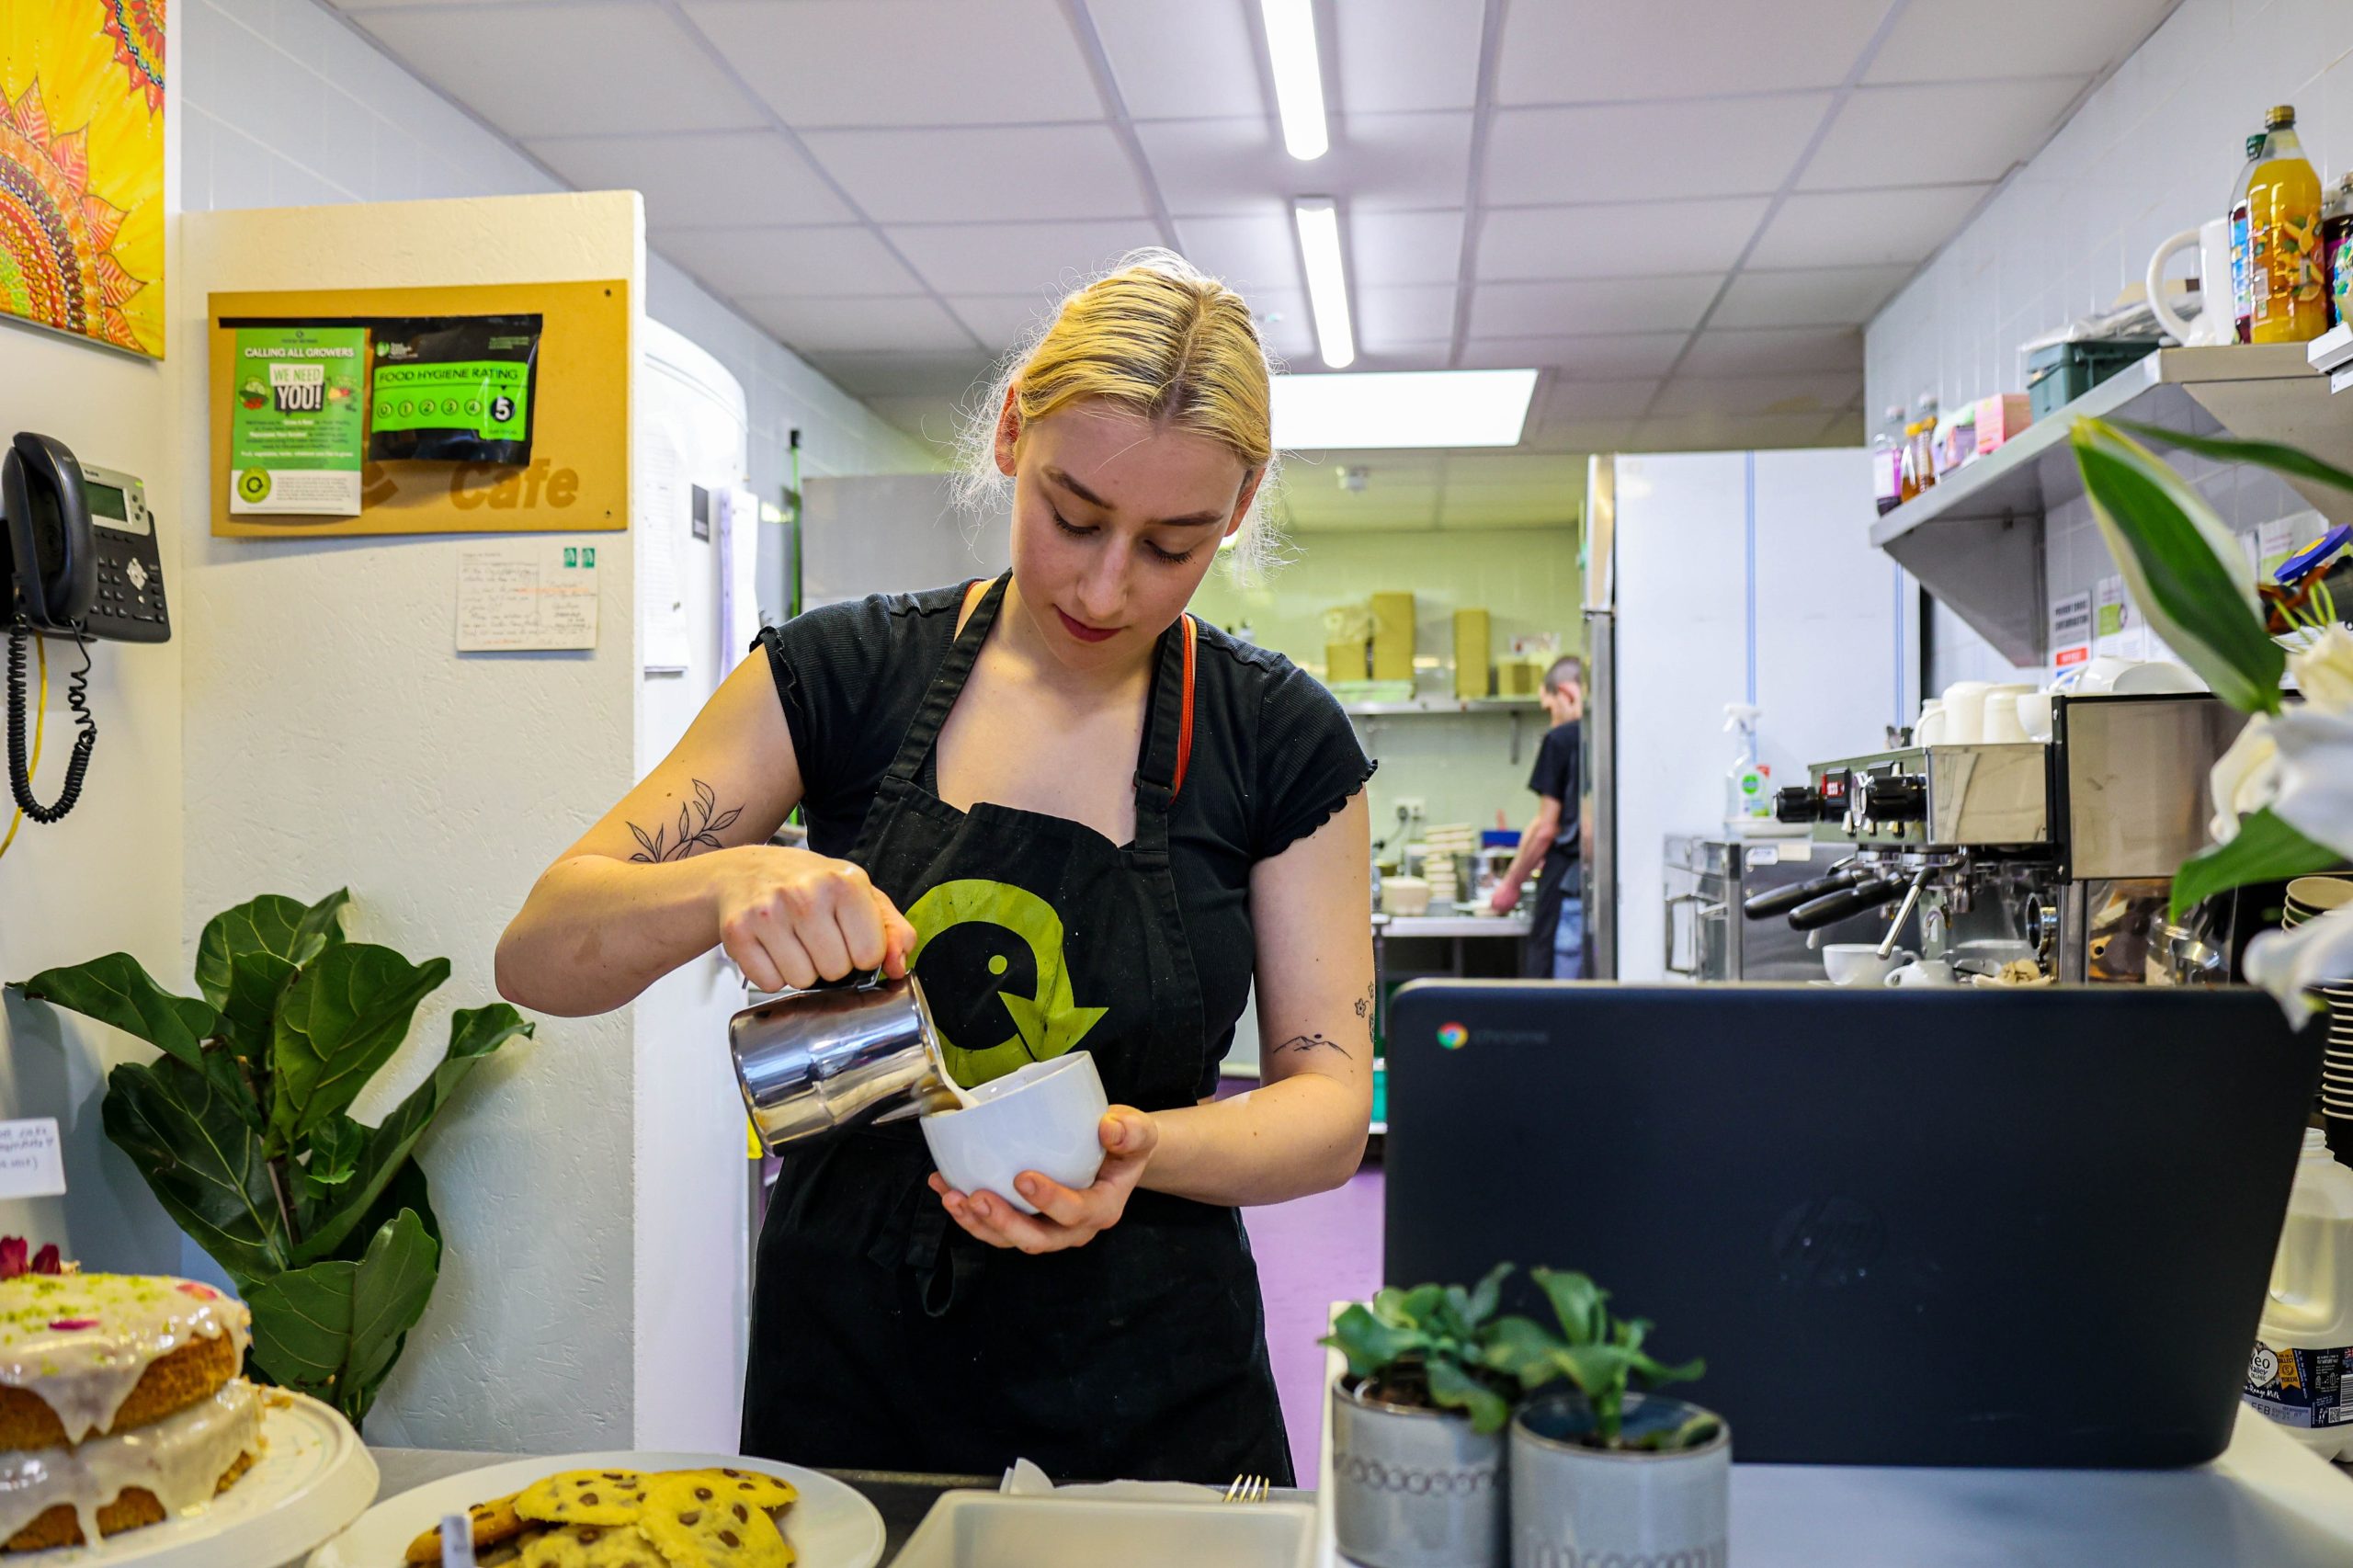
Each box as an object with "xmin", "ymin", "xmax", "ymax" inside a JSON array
[{"xmin": 7, "ymin": 625, "xmax": 95, "ymax": 824}]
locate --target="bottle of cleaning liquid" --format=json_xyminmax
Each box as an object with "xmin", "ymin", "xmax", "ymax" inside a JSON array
[
  {"xmin": 2246, "ymin": 1129, "xmax": 2353, "ymax": 1460},
  {"xmin": 1872, "ymin": 405, "xmax": 1905, "ymax": 516},
  {"xmin": 2248, "ymin": 105, "xmax": 2328, "ymax": 344},
  {"xmin": 1722, "ymin": 705, "xmax": 1768, "ymax": 827},
  {"xmin": 2323, "ymin": 173, "xmax": 2353, "ymax": 331},
  {"xmin": 2230, "ymin": 130, "xmax": 2266, "ymax": 343}
]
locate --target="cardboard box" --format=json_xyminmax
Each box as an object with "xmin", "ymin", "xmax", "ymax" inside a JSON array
[
  {"xmin": 1975, "ymin": 393, "xmax": 2032, "ymax": 455},
  {"xmin": 1370, "ymin": 592, "xmax": 1415, "ymax": 682},
  {"xmin": 1452, "ymin": 608, "xmax": 1491, "ymax": 699},
  {"xmin": 1497, "ymin": 657, "xmax": 1543, "ymax": 698},
  {"xmin": 1325, "ymin": 640, "xmax": 1369, "ymax": 683}
]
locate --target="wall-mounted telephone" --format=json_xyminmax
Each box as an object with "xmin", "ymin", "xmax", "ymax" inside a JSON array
[{"xmin": 2, "ymin": 431, "xmax": 171, "ymax": 825}]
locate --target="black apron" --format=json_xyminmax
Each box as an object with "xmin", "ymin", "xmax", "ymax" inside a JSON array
[
  {"xmin": 741, "ymin": 574, "xmax": 1293, "ymax": 1484},
  {"xmin": 1523, "ymin": 852, "xmax": 1581, "ymax": 979}
]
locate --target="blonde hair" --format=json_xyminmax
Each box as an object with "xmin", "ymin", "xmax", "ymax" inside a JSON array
[{"xmin": 956, "ymin": 248, "xmax": 1285, "ymax": 581}]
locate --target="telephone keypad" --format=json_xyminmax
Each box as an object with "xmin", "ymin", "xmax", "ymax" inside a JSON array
[{"xmin": 83, "ymin": 527, "xmax": 169, "ymax": 642}]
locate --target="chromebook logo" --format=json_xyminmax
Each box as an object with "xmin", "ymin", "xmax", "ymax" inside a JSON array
[{"xmin": 1437, "ymin": 1022, "xmax": 1468, "ymax": 1050}]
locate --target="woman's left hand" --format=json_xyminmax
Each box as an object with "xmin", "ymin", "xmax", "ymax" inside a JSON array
[{"xmin": 927, "ymin": 1108, "xmax": 1157, "ymax": 1253}]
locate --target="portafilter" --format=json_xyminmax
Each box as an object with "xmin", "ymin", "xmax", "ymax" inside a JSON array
[{"xmin": 730, "ymin": 972, "xmax": 966, "ymax": 1154}]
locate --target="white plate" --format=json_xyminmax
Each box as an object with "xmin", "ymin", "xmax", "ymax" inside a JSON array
[
  {"xmin": 25, "ymin": 1392, "xmax": 375, "ymax": 1568},
  {"xmin": 306, "ymin": 1451, "xmax": 882, "ymax": 1568}
]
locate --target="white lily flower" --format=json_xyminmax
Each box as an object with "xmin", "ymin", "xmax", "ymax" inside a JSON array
[
  {"xmin": 2268, "ymin": 705, "xmax": 2353, "ymax": 861},
  {"xmin": 2207, "ymin": 715, "xmax": 2280, "ymax": 844},
  {"xmin": 2242, "ymin": 905, "xmax": 2353, "ymax": 1028},
  {"xmin": 2288, "ymin": 623, "xmax": 2353, "ymax": 715}
]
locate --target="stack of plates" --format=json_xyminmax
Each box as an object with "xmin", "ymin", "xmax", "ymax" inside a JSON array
[{"xmin": 2288, "ymin": 878, "xmax": 2353, "ymax": 1134}]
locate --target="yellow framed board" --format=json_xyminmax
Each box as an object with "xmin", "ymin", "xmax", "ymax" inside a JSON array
[{"xmin": 210, "ymin": 279, "xmax": 630, "ymax": 537}]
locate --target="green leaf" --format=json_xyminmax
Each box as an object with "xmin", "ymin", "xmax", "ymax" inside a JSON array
[
  {"xmin": 100, "ymin": 1058, "xmax": 288, "ymax": 1281},
  {"xmin": 1463, "ymin": 1262, "xmax": 1511, "ymax": 1328},
  {"xmin": 1322, "ymin": 1301, "xmax": 1428, "ymax": 1380},
  {"xmin": 293, "ymin": 1005, "xmax": 529, "ymax": 1265},
  {"xmin": 1531, "ymin": 1267, "xmax": 1608, "ymax": 1346},
  {"xmin": 1374, "ymin": 1283, "xmax": 1447, "ymax": 1332},
  {"xmin": 1551, "ymin": 1341, "xmax": 1642, "ymax": 1399},
  {"xmin": 2171, "ymin": 807, "xmax": 2344, "ymax": 920},
  {"xmin": 2114, "ymin": 421, "xmax": 2353, "ymax": 500},
  {"xmin": 268, "ymin": 945, "xmax": 450, "ymax": 1144},
  {"xmin": 194, "ymin": 892, "xmax": 349, "ymax": 1008},
  {"xmin": 1425, "ymin": 1356, "xmax": 1513, "ymax": 1436},
  {"xmin": 246, "ymin": 1208, "xmax": 439, "ymax": 1427},
  {"xmin": 1481, "ymin": 1313, "xmax": 1569, "ymax": 1389},
  {"xmin": 2072, "ymin": 419, "xmax": 2284, "ymax": 713},
  {"xmin": 1631, "ymin": 1352, "xmax": 1706, "ymax": 1388},
  {"xmin": 300, "ymin": 1114, "xmax": 364, "ymax": 1201},
  {"xmin": 218, "ymin": 949, "xmax": 296, "ymax": 1071},
  {"xmin": 13, "ymin": 954, "xmax": 219, "ymax": 1070}
]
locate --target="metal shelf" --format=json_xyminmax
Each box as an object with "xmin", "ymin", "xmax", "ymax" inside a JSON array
[
  {"xmin": 1338, "ymin": 697, "xmax": 1545, "ymax": 716},
  {"xmin": 1871, "ymin": 344, "xmax": 2353, "ymax": 666}
]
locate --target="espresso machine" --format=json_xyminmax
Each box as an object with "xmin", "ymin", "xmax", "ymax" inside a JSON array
[{"xmin": 1759, "ymin": 693, "xmax": 2249, "ymax": 984}]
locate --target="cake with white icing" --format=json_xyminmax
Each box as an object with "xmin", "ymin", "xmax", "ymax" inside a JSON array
[{"xmin": 0, "ymin": 1258, "xmax": 265, "ymax": 1551}]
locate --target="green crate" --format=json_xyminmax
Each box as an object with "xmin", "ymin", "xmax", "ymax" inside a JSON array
[{"xmin": 2025, "ymin": 336, "xmax": 2162, "ymax": 420}]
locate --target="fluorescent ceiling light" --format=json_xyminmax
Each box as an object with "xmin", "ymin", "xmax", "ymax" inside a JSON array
[
  {"xmin": 1260, "ymin": 0, "xmax": 1328, "ymax": 160},
  {"xmin": 1292, "ymin": 197, "xmax": 1354, "ymax": 369},
  {"xmin": 1272, "ymin": 369, "xmax": 1540, "ymax": 450}
]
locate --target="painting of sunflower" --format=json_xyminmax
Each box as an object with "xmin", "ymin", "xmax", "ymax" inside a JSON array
[{"xmin": 0, "ymin": 1, "xmax": 166, "ymax": 358}]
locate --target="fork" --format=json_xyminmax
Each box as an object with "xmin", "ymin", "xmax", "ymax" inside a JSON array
[{"xmin": 1222, "ymin": 1473, "xmax": 1271, "ymax": 1504}]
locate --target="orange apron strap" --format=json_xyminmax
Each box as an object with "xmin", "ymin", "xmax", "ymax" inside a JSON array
[
  {"xmin": 956, "ymin": 577, "xmax": 991, "ymax": 636},
  {"xmin": 1174, "ymin": 613, "xmax": 1197, "ymax": 800}
]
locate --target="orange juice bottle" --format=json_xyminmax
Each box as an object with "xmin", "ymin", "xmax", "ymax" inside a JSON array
[{"xmin": 2248, "ymin": 105, "xmax": 2328, "ymax": 343}]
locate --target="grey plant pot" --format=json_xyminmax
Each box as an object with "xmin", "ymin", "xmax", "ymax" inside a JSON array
[
  {"xmin": 1509, "ymin": 1391, "xmax": 1731, "ymax": 1568},
  {"xmin": 1329, "ymin": 1374, "xmax": 1507, "ymax": 1568}
]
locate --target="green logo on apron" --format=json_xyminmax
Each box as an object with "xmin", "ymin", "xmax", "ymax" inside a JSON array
[{"xmin": 904, "ymin": 878, "xmax": 1108, "ymax": 1086}]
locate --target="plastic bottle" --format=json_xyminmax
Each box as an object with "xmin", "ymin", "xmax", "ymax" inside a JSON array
[
  {"xmin": 2246, "ymin": 1128, "xmax": 2353, "ymax": 1460},
  {"xmin": 2323, "ymin": 173, "xmax": 2353, "ymax": 331},
  {"xmin": 1907, "ymin": 394, "xmax": 1939, "ymax": 494},
  {"xmin": 1872, "ymin": 405, "xmax": 1905, "ymax": 515},
  {"xmin": 2230, "ymin": 130, "xmax": 2266, "ymax": 344},
  {"xmin": 1722, "ymin": 705, "xmax": 1768, "ymax": 826},
  {"xmin": 2248, "ymin": 105, "xmax": 2328, "ymax": 344}
]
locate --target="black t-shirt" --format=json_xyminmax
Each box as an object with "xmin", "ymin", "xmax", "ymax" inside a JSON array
[
  {"xmin": 755, "ymin": 584, "xmax": 1373, "ymax": 1086},
  {"xmin": 1528, "ymin": 720, "xmax": 1581, "ymax": 864}
]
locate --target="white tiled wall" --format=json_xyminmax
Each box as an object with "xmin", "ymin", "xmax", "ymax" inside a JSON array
[
  {"xmin": 1865, "ymin": 0, "xmax": 2353, "ymax": 687},
  {"xmin": 176, "ymin": 0, "xmax": 935, "ymax": 612}
]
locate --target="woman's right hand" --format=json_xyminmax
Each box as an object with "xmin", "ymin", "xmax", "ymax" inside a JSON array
[{"xmin": 710, "ymin": 846, "xmax": 917, "ymax": 992}]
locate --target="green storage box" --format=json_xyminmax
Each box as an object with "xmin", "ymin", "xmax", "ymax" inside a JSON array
[{"xmin": 2024, "ymin": 336, "xmax": 2161, "ymax": 420}]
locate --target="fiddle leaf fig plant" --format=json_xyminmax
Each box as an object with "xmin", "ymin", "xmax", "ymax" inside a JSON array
[
  {"xmin": 7, "ymin": 890, "xmax": 531, "ymax": 1427},
  {"xmin": 1483, "ymin": 1267, "xmax": 1713, "ymax": 1451}
]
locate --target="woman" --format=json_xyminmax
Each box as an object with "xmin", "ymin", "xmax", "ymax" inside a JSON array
[{"xmin": 496, "ymin": 254, "xmax": 1375, "ymax": 1484}]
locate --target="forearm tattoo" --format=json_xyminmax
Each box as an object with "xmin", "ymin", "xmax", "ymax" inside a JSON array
[
  {"xmin": 627, "ymin": 778, "xmax": 744, "ymax": 863},
  {"xmin": 1269, "ymin": 1032, "xmax": 1353, "ymax": 1059}
]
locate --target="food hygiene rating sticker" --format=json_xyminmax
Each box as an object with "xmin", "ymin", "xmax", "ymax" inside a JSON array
[{"xmin": 229, "ymin": 324, "xmax": 368, "ymax": 517}]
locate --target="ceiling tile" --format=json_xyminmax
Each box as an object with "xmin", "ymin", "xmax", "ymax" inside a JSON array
[
  {"xmin": 1357, "ymin": 285, "xmax": 1458, "ymax": 351},
  {"xmin": 660, "ymin": 225, "xmax": 921, "ymax": 297},
  {"xmin": 1538, "ymin": 379, "xmax": 1659, "ymax": 422},
  {"xmin": 1496, "ymin": 0, "xmax": 1888, "ymax": 104},
  {"xmin": 1352, "ymin": 210, "xmax": 1466, "ymax": 286},
  {"xmin": 800, "ymin": 353, "xmax": 997, "ymax": 400},
  {"xmin": 1442, "ymin": 452, "xmax": 1590, "ymax": 489},
  {"xmin": 1243, "ymin": 286, "xmax": 1319, "ymax": 359},
  {"xmin": 1457, "ymin": 332, "xmax": 1690, "ymax": 378},
  {"xmin": 1633, "ymin": 411, "xmax": 1847, "ymax": 451},
  {"xmin": 679, "ymin": 0, "xmax": 1103, "ymax": 127},
  {"xmin": 1344, "ymin": 345, "xmax": 1456, "ymax": 372},
  {"xmin": 888, "ymin": 220, "xmax": 1166, "ymax": 295},
  {"xmin": 1484, "ymin": 96, "xmax": 1832, "ymax": 204},
  {"xmin": 1521, "ymin": 418, "xmax": 1638, "ymax": 454},
  {"xmin": 1745, "ymin": 185, "xmax": 1992, "ymax": 269},
  {"xmin": 1085, "ymin": 0, "xmax": 1266, "ymax": 119},
  {"xmin": 1335, "ymin": 0, "xmax": 1485, "ymax": 112},
  {"xmin": 1175, "ymin": 210, "xmax": 1302, "ymax": 293},
  {"xmin": 945, "ymin": 294, "xmax": 1063, "ymax": 348},
  {"xmin": 527, "ymin": 131, "xmax": 853, "ymax": 225},
  {"xmin": 735, "ymin": 294, "xmax": 979, "ymax": 354},
  {"xmin": 1477, "ymin": 198, "xmax": 1769, "ymax": 280},
  {"xmin": 1648, "ymin": 370, "xmax": 1864, "ymax": 418},
  {"xmin": 1800, "ymin": 79, "xmax": 2089, "ymax": 190},
  {"xmin": 1469, "ymin": 275, "xmax": 1722, "ymax": 336},
  {"xmin": 860, "ymin": 394, "xmax": 968, "ymax": 452},
  {"xmin": 801, "ymin": 125, "xmax": 1149, "ymax": 222},
  {"xmin": 1710, "ymin": 265, "xmax": 1913, "ymax": 328},
  {"xmin": 1867, "ymin": 0, "xmax": 2177, "ymax": 84},
  {"xmin": 349, "ymin": 3, "xmax": 764, "ymax": 139},
  {"xmin": 1139, "ymin": 112, "xmax": 1472, "ymax": 215},
  {"xmin": 1675, "ymin": 326, "xmax": 1863, "ymax": 377}
]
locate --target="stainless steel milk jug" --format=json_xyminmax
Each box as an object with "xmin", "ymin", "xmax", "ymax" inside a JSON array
[{"xmin": 730, "ymin": 973, "xmax": 963, "ymax": 1153}]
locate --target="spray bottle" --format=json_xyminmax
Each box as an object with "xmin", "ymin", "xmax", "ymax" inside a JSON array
[{"xmin": 1723, "ymin": 704, "xmax": 1770, "ymax": 827}]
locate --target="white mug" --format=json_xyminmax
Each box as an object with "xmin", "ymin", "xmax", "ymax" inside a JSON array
[
  {"xmin": 1939, "ymin": 681, "xmax": 1991, "ymax": 744},
  {"xmin": 1915, "ymin": 700, "xmax": 1949, "ymax": 746},
  {"xmin": 1979, "ymin": 683, "xmax": 2037, "ymax": 743},
  {"xmin": 1885, "ymin": 959, "xmax": 1958, "ymax": 988},
  {"xmin": 2147, "ymin": 219, "xmax": 2236, "ymax": 347}
]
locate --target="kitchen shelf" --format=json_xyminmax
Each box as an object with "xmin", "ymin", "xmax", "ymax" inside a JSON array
[
  {"xmin": 1871, "ymin": 344, "xmax": 2353, "ymax": 666},
  {"xmin": 1339, "ymin": 696, "xmax": 1544, "ymax": 716}
]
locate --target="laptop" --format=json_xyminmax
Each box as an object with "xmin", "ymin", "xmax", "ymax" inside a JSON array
[{"xmin": 1382, "ymin": 982, "xmax": 2321, "ymax": 1467}]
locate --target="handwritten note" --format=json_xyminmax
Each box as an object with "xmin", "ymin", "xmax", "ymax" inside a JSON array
[
  {"xmin": 0, "ymin": 1119, "xmax": 64, "ymax": 1199},
  {"xmin": 456, "ymin": 540, "xmax": 598, "ymax": 653}
]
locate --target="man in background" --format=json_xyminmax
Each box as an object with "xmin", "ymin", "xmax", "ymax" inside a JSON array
[{"xmin": 1488, "ymin": 655, "xmax": 1584, "ymax": 979}]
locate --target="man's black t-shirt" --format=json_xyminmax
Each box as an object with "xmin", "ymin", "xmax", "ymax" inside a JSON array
[
  {"xmin": 1528, "ymin": 719, "xmax": 1581, "ymax": 869},
  {"xmin": 755, "ymin": 584, "xmax": 1373, "ymax": 1091}
]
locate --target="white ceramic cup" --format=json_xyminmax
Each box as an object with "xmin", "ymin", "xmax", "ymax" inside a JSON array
[
  {"xmin": 1979, "ymin": 683, "xmax": 2037, "ymax": 743},
  {"xmin": 1939, "ymin": 682, "xmax": 1992, "ymax": 744},
  {"xmin": 1885, "ymin": 959, "xmax": 1959, "ymax": 988},
  {"xmin": 920, "ymin": 1051, "xmax": 1108, "ymax": 1215},
  {"xmin": 1915, "ymin": 700, "xmax": 1949, "ymax": 746},
  {"xmin": 2016, "ymin": 691, "xmax": 2055, "ymax": 742},
  {"xmin": 2147, "ymin": 219, "xmax": 2237, "ymax": 347},
  {"xmin": 1824, "ymin": 943, "xmax": 1911, "ymax": 987}
]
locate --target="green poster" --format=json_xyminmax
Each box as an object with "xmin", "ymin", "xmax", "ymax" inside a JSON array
[{"xmin": 230, "ymin": 324, "xmax": 369, "ymax": 516}]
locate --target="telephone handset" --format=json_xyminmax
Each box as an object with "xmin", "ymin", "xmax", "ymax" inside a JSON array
[{"xmin": 2, "ymin": 430, "xmax": 171, "ymax": 826}]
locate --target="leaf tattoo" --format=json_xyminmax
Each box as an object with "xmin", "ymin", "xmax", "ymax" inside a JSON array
[{"xmin": 627, "ymin": 778, "xmax": 745, "ymax": 863}]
